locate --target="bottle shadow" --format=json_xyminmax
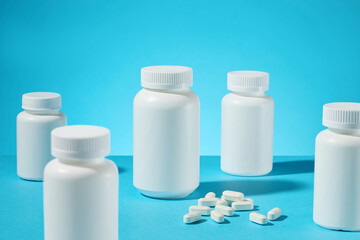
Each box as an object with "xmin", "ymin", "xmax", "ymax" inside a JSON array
[
  {"xmin": 269, "ymin": 156, "xmax": 314, "ymax": 176},
  {"xmin": 169, "ymin": 156, "xmax": 313, "ymax": 201},
  {"xmin": 183, "ymin": 178, "xmax": 306, "ymax": 200},
  {"xmin": 201, "ymin": 156, "xmax": 314, "ymax": 176}
]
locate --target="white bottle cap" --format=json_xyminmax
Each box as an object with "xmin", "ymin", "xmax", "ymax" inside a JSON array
[
  {"xmin": 141, "ymin": 65, "xmax": 193, "ymax": 90},
  {"xmin": 22, "ymin": 92, "xmax": 61, "ymax": 111},
  {"xmin": 323, "ymin": 102, "xmax": 360, "ymax": 130},
  {"xmin": 51, "ymin": 125, "xmax": 111, "ymax": 159},
  {"xmin": 227, "ymin": 71, "xmax": 269, "ymax": 92}
]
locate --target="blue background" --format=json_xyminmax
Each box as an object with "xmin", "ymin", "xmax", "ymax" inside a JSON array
[{"xmin": 1, "ymin": 0, "xmax": 360, "ymax": 155}]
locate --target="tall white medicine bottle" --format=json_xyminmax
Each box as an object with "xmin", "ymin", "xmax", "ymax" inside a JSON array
[
  {"xmin": 314, "ymin": 102, "xmax": 360, "ymax": 231},
  {"xmin": 44, "ymin": 125, "xmax": 119, "ymax": 240},
  {"xmin": 221, "ymin": 71, "xmax": 274, "ymax": 176},
  {"xmin": 17, "ymin": 92, "xmax": 67, "ymax": 181},
  {"xmin": 133, "ymin": 65, "xmax": 200, "ymax": 199}
]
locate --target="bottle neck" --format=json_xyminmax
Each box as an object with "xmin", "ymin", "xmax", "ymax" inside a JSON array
[
  {"xmin": 144, "ymin": 87, "xmax": 188, "ymax": 93},
  {"xmin": 25, "ymin": 109, "xmax": 60, "ymax": 115},
  {"xmin": 231, "ymin": 91, "xmax": 265, "ymax": 97},
  {"xmin": 58, "ymin": 157, "xmax": 105, "ymax": 165},
  {"xmin": 328, "ymin": 128, "xmax": 360, "ymax": 136}
]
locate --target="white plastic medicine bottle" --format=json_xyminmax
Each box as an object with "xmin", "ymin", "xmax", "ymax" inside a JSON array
[
  {"xmin": 44, "ymin": 125, "xmax": 118, "ymax": 240},
  {"xmin": 314, "ymin": 102, "xmax": 360, "ymax": 231},
  {"xmin": 133, "ymin": 65, "xmax": 200, "ymax": 199},
  {"xmin": 221, "ymin": 71, "xmax": 274, "ymax": 176},
  {"xmin": 17, "ymin": 92, "xmax": 67, "ymax": 181}
]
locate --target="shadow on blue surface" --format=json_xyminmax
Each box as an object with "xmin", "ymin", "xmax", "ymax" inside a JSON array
[
  {"xmin": 188, "ymin": 219, "xmax": 207, "ymax": 225},
  {"xmin": 262, "ymin": 222, "xmax": 274, "ymax": 226},
  {"xmin": 270, "ymin": 156, "xmax": 314, "ymax": 176},
  {"xmin": 221, "ymin": 219, "xmax": 230, "ymax": 224},
  {"xmin": 180, "ymin": 156, "xmax": 313, "ymax": 200},
  {"xmin": 271, "ymin": 215, "xmax": 288, "ymax": 221},
  {"xmin": 185, "ymin": 178, "xmax": 306, "ymax": 200},
  {"xmin": 108, "ymin": 155, "xmax": 314, "ymax": 176}
]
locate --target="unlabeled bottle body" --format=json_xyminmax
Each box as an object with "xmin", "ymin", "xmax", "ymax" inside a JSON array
[
  {"xmin": 17, "ymin": 92, "xmax": 66, "ymax": 181},
  {"xmin": 314, "ymin": 102, "xmax": 360, "ymax": 231},
  {"xmin": 221, "ymin": 71, "xmax": 274, "ymax": 176},
  {"xmin": 44, "ymin": 125, "xmax": 118, "ymax": 240},
  {"xmin": 133, "ymin": 66, "xmax": 200, "ymax": 199}
]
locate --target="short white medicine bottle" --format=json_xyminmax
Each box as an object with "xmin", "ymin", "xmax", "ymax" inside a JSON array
[
  {"xmin": 133, "ymin": 65, "xmax": 200, "ymax": 199},
  {"xmin": 314, "ymin": 102, "xmax": 360, "ymax": 231},
  {"xmin": 221, "ymin": 71, "xmax": 274, "ymax": 176},
  {"xmin": 17, "ymin": 92, "xmax": 67, "ymax": 181},
  {"xmin": 44, "ymin": 125, "xmax": 119, "ymax": 240}
]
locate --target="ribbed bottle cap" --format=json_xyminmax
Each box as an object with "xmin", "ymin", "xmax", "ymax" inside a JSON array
[
  {"xmin": 323, "ymin": 102, "xmax": 360, "ymax": 130},
  {"xmin": 22, "ymin": 92, "xmax": 61, "ymax": 111},
  {"xmin": 141, "ymin": 65, "xmax": 193, "ymax": 90},
  {"xmin": 227, "ymin": 71, "xmax": 269, "ymax": 92},
  {"xmin": 51, "ymin": 125, "xmax": 111, "ymax": 159}
]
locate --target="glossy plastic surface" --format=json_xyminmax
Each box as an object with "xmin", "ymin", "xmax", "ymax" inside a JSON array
[
  {"xmin": 44, "ymin": 158, "xmax": 119, "ymax": 240},
  {"xmin": 314, "ymin": 129, "xmax": 360, "ymax": 231},
  {"xmin": 133, "ymin": 88, "xmax": 200, "ymax": 198},
  {"xmin": 221, "ymin": 92, "xmax": 274, "ymax": 176},
  {"xmin": 16, "ymin": 110, "xmax": 66, "ymax": 180}
]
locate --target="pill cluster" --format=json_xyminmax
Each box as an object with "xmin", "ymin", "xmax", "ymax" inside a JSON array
[{"xmin": 183, "ymin": 190, "xmax": 282, "ymax": 225}]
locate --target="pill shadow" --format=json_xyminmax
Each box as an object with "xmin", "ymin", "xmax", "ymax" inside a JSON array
[
  {"xmin": 184, "ymin": 179, "xmax": 306, "ymax": 200},
  {"xmin": 263, "ymin": 222, "xmax": 274, "ymax": 226},
  {"xmin": 270, "ymin": 215, "xmax": 287, "ymax": 221},
  {"xmin": 188, "ymin": 219, "xmax": 207, "ymax": 225},
  {"xmin": 269, "ymin": 156, "xmax": 314, "ymax": 176},
  {"xmin": 221, "ymin": 219, "xmax": 230, "ymax": 224}
]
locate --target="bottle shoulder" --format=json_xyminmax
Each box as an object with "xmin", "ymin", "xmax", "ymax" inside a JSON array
[
  {"xmin": 17, "ymin": 111, "xmax": 66, "ymax": 122},
  {"xmin": 134, "ymin": 88, "xmax": 199, "ymax": 108},
  {"xmin": 316, "ymin": 129, "xmax": 360, "ymax": 147},
  {"xmin": 44, "ymin": 158, "xmax": 118, "ymax": 179},
  {"xmin": 222, "ymin": 93, "xmax": 273, "ymax": 106}
]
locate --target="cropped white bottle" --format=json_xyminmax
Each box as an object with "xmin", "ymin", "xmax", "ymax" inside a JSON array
[
  {"xmin": 314, "ymin": 102, "xmax": 360, "ymax": 231},
  {"xmin": 44, "ymin": 125, "xmax": 119, "ymax": 240},
  {"xmin": 17, "ymin": 92, "xmax": 67, "ymax": 181},
  {"xmin": 221, "ymin": 71, "xmax": 274, "ymax": 176},
  {"xmin": 133, "ymin": 65, "xmax": 200, "ymax": 199}
]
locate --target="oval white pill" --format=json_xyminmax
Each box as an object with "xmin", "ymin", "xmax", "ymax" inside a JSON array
[
  {"xmin": 222, "ymin": 190, "xmax": 244, "ymax": 202},
  {"xmin": 205, "ymin": 192, "xmax": 216, "ymax": 198},
  {"xmin": 183, "ymin": 212, "xmax": 201, "ymax": 224},
  {"xmin": 217, "ymin": 199, "xmax": 231, "ymax": 206},
  {"xmin": 267, "ymin": 207, "xmax": 281, "ymax": 220},
  {"xmin": 221, "ymin": 195, "xmax": 234, "ymax": 203},
  {"xmin": 249, "ymin": 212, "xmax": 267, "ymax": 225},
  {"xmin": 232, "ymin": 199, "xmax": 254, "ymax": 211},
  {"xmin": 198, "ymin": 197, "xmax": 219, "ymax": 207},
  {"xmin": 189, "ymin": 205, "xmax": 211, "ymax": 215},
  {"xmin": 211, "ymin": 210, "xmax": 224, "ymax": 223},
  {"xmin": 215, "ymin": 204, "xmax": 234, "ymax": 216},
  {"xmin": 221, "ymin": 196, "xmax": 229, "ymax": 200}
]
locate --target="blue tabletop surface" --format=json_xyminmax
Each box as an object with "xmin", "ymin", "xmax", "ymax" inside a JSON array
[{"xmin": 0, "ymin": 155, "xmax": 358, "ymax": 240}]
